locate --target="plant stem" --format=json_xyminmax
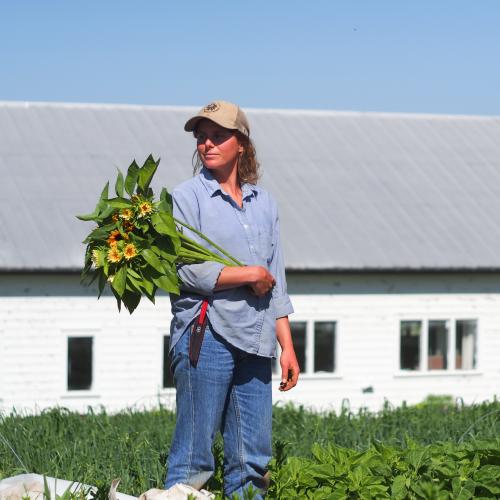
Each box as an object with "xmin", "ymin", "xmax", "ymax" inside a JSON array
[{"xmin": 174, "ymin": 218, "xmax": 243, "ymax": 266}]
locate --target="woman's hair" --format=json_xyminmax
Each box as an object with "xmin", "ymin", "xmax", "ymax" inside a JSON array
[{"xmin": 192, "ymin": 131, "xmax": 260, "ymax": 185}]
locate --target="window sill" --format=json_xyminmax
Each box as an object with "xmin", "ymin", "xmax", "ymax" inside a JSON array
[
  {"xmin": 158, "ymin": 388, "xmax": 176, "ymax": 394},
  {"xmin": 272, "ymin": 373, "xmax": 342, "ymax": 381},
  {"xmin": 394, "ymin": 370, "xmax": 482, "ymax": 378},
  {"xmin": 61, "ymin": 391, "xmax": 101, "ymax": 399}
]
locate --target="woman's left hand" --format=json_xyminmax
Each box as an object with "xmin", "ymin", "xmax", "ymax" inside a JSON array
[{"xmin": 279, "ymin": 347, "xmax": 300, "ymax": 391}]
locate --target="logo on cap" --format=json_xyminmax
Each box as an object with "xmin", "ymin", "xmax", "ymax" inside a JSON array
[{"xmin": 203, "ymin": 102, "xmax": 220, "ymax": 113}]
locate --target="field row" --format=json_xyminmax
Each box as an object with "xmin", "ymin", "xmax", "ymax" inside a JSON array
[{"xmin": 0, "ymin": 398, "xmax": 498, "ymax": 498}]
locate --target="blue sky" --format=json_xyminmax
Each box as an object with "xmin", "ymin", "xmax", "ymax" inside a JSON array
[{"xmin": 1, "ymin": 1, "xmax": 499, "ymax": 115}]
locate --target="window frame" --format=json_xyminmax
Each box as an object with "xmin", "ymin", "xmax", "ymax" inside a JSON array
[
  {"xmin": 273, "ymin": 317, "xmax": 341, "ymax": 379},
  {"xmin": 61, "ymin": 329, "xmax": 100, "ymax": 399},
  {"xmin": 161, "ymin": 333, "xmax": 175, "ymax": 390},
  {"xmin": 158, "ymin": 330, "xmax": 176, "ymax": 398},
  {"xmin": 396, "ymin": 317, "xmax": 480, "ymax": 377}
]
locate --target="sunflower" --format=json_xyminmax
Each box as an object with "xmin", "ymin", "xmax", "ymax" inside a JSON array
[
  {"xmin": 123, "ymin": 221, "xmax": 135, "ymax": 232},
  {"xmin": 123, "ymin": 243, "xmax": 138, "ymax": 261},
  {"xmin": 91, "ymin": 248, "xmax": 105, "ymax": 268},
  {"xmin": 120, "ymin": 208, "xmax": 134, "ymax": 220},
  {"xmin": 111, "ymin": 212, "xmax": 119, "ymax": 222},
  {"xmin": 107, "ymin": 229, "xmax": 121, "ymax": 246},
  {"xmin": 107, "ymin": 246, "xmax": 122, "ymax": 263},
  {"xmin": 138, "ymin": 201, "xmax": 153, "ymax": 217}
]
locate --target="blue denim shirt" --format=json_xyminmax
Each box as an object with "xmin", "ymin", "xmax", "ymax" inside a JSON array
[{"xmin": 169, "ymin": 167, "xmax": 294, "ymax": 357}]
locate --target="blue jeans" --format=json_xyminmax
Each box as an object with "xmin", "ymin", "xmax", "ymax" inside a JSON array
[{"xmin": 165, "ymin": 324, "xmax": 272, "ymax": 499}]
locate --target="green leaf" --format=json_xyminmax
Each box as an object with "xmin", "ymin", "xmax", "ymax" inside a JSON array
[
  {"xmin": 127, "ymin": 273, "xmax": 155, "ymax": 301},
  {"xmin": 115, "ymin": 168, "xmax": 124, "ymax": 197},
  {"xmin": 98, "ymin": 205, "xmax": 116, "ymax": 221},
  {"xmin": 124, "ymin": 160, "xmax": 140, "ymax": 196},
  {"xmin": 138, "ymin": 154, "xmax": 159, "ymax": 193},
  {"xmin": 474, "ymin": 465, "xmax": 500, "ymax": 494},
  {"xmin": 391, "ymin": 475, "xmax": 407, "ymax": 499},
  {"xmin": 43, "ymin": 476, "xmax": 51, "ymax": 500},
  {"xmin": 105, "ymin": 197, "xmax": 133, "ymax": 208},
  {"xmin": 152, "ymin": 274, "xmax": 179, "ymax": 294},
  {"xmin": 138, "ymin": 274, "xmax": 155, "ymax": 297},
  {"xmin": 97, "ymin": 271, "xmax": 107, "ymax": 299},
  {"xmin": 159, "ymin": 187, "xmax": 173, "ymax": 214},
  {"xmin": 110, "ymin": 286, "xmax": 122, "ymax": 312},
  {"xmin": 122, "ymin": 289, "xmax": 142, "ymax": 314},
  {"xmin": 127, "ymin": 267, "xmax": 143, "ymax": 279},
  {"xmin": 152, "ymin": 238, "xmax": 177, "ymax": 263},
  {"xmin": 83, "ymin": 223, "xmax": 116, "ymax": 244},
  {"xmin": 111, "ymin": 265, "xmax": 127, "ymax": 298},
  {"xmin": 141, "ymin": 249, "xmax": 166, "ymax": 274},
  {"xmin": 76, "ymin": 181, "xmax": 109, "ymax": 220},
  {"xmin": 151, "ymin": 212, "xmax": 178, "ymax": 238}
]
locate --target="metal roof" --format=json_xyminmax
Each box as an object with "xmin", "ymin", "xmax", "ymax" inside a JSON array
[{"xmin": 1, "ymin": 101, "xmax": 500, "ymax": 271}]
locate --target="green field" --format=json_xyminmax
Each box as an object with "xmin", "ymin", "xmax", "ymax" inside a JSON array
[{"xmin": 1, "ymin": 397, "xmax": 499, "ymax": 499}]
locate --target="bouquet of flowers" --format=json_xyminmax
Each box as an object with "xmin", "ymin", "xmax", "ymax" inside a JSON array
[{"xmin": 77, "ymin": 155, "xmax": 241, "ymax": 313}]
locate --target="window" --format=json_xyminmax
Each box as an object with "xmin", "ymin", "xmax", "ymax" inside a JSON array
[
  {"xmin": 163, "ymin": 335, "xmax": 175, "ymax": 388},
  {"xmin": 400, "ymin": 321, "xmax": 421, "ymax": 370},
  {"xmin": 399, "ymin": 319, "xmax": 477, "ymax": 372},
  {"xmin": 428, "ymin": 320, "xmax": 449, "ymax": 370},
  {"xmin": 291, "ymin": 322, "xmax": 307, "ymax": 373},
  {"xmin": 273, "ymin": 320, "xmax": 337, "ymax": 375},
  {"xmin": 456, "ymin": 320, "xmax": 477, "ymax": 370},
  {"xmin": 314, "ymin": 322, "xmax": 336, "ymax": 372},
  {"xmin": 67, "ymin": 337, "xmax": 93, "ymax": 390}
]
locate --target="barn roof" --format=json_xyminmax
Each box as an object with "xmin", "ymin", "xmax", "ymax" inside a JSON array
[{"xmin": 1, "ymin": 101, "xmax": 500, "ymax": 271}]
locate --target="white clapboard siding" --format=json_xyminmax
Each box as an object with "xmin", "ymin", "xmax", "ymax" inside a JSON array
[{"xmin": 1, "ymin": 273, "xmax": 499, "ymax": 413}]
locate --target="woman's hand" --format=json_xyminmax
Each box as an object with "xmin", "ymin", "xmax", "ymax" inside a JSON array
[
  {"xmin": 279, "ymin": 347, "xmax": 300, "ymax": 391},
  {"xmin": 247, "ymin": 266, "xmax": 276, "ymax": 296},
  {"xmin": 276, "ymin": 316, "xmax": 300, "ymax": 391}
]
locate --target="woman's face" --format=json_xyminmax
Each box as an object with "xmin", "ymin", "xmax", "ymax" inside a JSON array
[{"xmin": 195, "ymin": 119, "xmax": 243, "ymax": 173}]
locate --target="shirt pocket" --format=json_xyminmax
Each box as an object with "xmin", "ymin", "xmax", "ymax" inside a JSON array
[{"xmin": 256, "ymin": 223, "xmax": 274, "ymax": 264}]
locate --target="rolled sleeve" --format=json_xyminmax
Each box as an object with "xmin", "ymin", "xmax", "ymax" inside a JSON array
[
  {"xmin": 173, "ymin": 187, "xmax": 226, "ymax": 296},
  {"xmin": 273, "ymin": 292, "xmax": 294, "ymax": 319},
  {"xmin": 177, "ymin": 261, "xmax": 225, "ymax": 296}
]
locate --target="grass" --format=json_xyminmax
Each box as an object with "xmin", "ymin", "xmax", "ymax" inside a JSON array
[{"xmin": 0, "ymin": 398, "xmax": 498, "ymax": 497}]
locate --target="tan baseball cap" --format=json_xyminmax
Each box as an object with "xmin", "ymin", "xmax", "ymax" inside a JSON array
[{"xmin": 184, "ymin": 100, "xmax": 250, "ymax": 137}]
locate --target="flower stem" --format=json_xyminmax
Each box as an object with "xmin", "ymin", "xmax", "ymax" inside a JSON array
[{"xmin": 174, "ymin": 218, "xmax": 243, "ymax": 266}]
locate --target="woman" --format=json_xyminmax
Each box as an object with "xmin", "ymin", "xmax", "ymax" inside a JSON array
[{"xmin": 165, "ymin": 100, "xmax": 299, "ymax": 499}]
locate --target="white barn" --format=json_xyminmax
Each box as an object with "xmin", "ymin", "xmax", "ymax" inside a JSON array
[{"xmin": 1, "ymin": 101, "xmax": 499, "ymax": 412}]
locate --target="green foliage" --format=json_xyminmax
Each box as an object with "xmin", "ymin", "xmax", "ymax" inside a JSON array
[
  {"xmin": 0, "ymin": 400, "xmax": 498, "ymax": 499},
  {"xmin": 267, "ymin": 440, "xmax": 500, "ymax": 499},
  {"xmin": 272, "ymin": 399, "xmax": 500, "ymax": 454}
]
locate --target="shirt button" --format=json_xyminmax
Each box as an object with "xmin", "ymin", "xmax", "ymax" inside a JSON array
[{"xmin": 243, "ymin": 224, "xmax": 248, "ymax": 229}]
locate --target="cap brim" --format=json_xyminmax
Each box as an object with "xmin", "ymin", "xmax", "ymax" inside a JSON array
[
  {"xmin": 184, "ymin": 115, "xmax": 239, "ymax": 133},
  {"xmin": 184, "ymin": 116, "xmax": 204, "ymax": 132}
]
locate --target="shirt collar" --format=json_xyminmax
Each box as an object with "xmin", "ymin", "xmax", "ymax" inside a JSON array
[{"xmin": 199, "ymin": 167, "xmax": 259, "ymax": 200}]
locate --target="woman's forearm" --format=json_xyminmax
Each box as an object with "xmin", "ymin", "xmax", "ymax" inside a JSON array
[
  {"xmin": 276, "ymin": 316, "xmax": 294, "ymax": 351},
  {"xmin": 214, "ymin": 266, "xmax": 253, "ymax": 291},
  {"xmin": 214, "ymin": 265, "xmax": 275, "ymax": 294},
  {"xmin": 276, "ymin": 316, "xmax": 300, "ymax": 391}
]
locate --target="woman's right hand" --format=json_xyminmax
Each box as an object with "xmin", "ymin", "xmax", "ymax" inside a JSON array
[{"xmin": 247, "ymin": 266, "xmax": 276, "ymax": 296}]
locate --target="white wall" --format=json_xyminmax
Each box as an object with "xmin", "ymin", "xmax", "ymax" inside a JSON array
[
  {"xmin": 1, "ymin": 273, "xmax": 499, "ymax": 413},
  {"xmin": 0, "ymin": 284, "xmax": 173, "ymax": 413}
]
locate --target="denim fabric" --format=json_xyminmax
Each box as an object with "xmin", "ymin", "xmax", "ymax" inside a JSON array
[
  {"xmin": 169, "ymin": 167, "xmax": 294, "ymax": 358},
  {"xmin": 165, "ymin": 324, "xmax": 272, "ymax": 499}
]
